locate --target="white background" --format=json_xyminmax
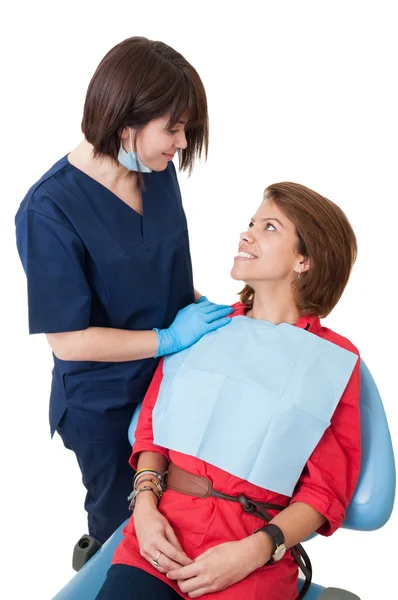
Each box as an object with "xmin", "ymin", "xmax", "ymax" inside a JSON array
[{"xmin": 1, "ymin": 1, "xmax": 397, "ymax": 598}]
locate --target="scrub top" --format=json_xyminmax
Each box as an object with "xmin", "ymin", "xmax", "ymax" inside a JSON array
[{"xmin": 15, "ymin": 156, "xmax": 195, "ymax": 436}]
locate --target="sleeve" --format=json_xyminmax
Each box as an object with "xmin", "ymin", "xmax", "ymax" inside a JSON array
[
  {"xmin": 16, "ymin": 209, "xmax": 91, "ymax": 334},
  {"xmin": 129, "ymin": 358, "xmax": 170, "ymax": 470},
  {"xmin": 290, "ymin": 355, "xmax": 361, "ymax": 536}
]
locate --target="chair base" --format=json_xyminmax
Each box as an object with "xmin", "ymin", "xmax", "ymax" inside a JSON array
[
  {"xmin": 298, "ymin": 579, "xmax": 360, "ymax": 599},
  {"xmin": 318, "ymin": 589, "xmax": 360, "ymax": 599}
]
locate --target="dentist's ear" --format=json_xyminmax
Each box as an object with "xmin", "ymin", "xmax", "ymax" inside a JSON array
[{"xmin": 120, "ymin": 127, "xmax": 130, "ymax": 140}]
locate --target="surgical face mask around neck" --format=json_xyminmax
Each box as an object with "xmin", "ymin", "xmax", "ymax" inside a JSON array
[{"xmin": 118, "ymin": 128, "xmax": 152, "ymax": 173}]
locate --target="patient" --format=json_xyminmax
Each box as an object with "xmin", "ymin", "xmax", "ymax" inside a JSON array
[{"xmin": 96, "ymin": 182, "xmax": 361, "ymax": 600}]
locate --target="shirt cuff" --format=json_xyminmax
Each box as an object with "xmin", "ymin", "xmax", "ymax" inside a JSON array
[
  {"xmin": 290, "ymin": 488, "xmax": 346, "ymax": 536},
  {"xmin": 129, "ymin": 442, "xmax": 170, "ymax": 471}
]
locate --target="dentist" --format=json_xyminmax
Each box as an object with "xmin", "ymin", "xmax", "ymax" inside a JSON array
[{"xmin": 15, "ymin": 36, "xmax": 232, "ymax": 544}]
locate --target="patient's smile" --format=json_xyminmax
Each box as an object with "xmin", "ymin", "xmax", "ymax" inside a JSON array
[
  {"xmin": 235, "ymin": 245, "xmax": 258, "ymax": 260},
  {"xmin": 235, "ymin": 251, "xmax": 256, "ymax": 260}
]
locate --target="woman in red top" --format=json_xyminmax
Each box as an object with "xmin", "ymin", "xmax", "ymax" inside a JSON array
[{"xmin": 96, "ymin": 182, "xmax": 361, "ymax": 600}]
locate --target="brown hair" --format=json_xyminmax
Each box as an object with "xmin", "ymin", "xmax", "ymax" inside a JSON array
[
  {"xmin": 239, "ymin": 182, "xmax": 357, "ymax": 318},
  {"xmin": 81, "ymin": 36, "xmax": 208, "ymax": 173}
]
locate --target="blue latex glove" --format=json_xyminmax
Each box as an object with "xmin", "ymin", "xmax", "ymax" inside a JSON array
[{"xmin": 154, "ymin": 296, "xmax": 233, "ymax": 357}]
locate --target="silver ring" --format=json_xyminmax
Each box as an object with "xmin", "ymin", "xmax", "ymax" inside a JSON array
[{"xmin": 152, "ymin": 551, "xmax": 162, "ymax": 567}]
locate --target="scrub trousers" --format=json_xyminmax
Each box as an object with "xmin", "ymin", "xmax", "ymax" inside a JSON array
[
  {"xmin": 96, "ymin": 565, "xmax": 183, "ymax": 600},
  {"xmin": 57, "ymin": 405, "xmax": 135, "ymax": 544}
]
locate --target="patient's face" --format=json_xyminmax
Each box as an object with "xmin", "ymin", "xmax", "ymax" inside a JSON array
[{"xmin": 231, "ymin": 199, "xmax": 302, "ymax": 286}]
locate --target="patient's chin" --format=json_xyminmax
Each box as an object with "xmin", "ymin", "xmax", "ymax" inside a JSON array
[
  {"xmin": 230, "ymin": 266, "xmax": 243, "ymax": 281},
  {"xmin": 231, "ymin": 263, "xmax": 253, "ymax": 281}
]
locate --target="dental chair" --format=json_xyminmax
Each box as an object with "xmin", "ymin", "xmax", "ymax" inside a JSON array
[{"xmin": 52, "ymin": 360, "xmax": 396, "ymax": 600}]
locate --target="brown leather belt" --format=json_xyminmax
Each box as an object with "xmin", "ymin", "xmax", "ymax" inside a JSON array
[
  {"xmin": 164, "ymin": 462, "xmax": 312, "ymax": 600},
  {"xmin": 165, "ymin": 461, "xmax": 286, "ymax": 515}
]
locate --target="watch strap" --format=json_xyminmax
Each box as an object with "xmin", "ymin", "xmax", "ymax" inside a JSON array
[
  {"xmin": 255, "ymin": 523, "xmax": 285, "ymax": 547},
  {"xmin": 254, "ymin": 523, "xmax": 286, "ymax": 563}
]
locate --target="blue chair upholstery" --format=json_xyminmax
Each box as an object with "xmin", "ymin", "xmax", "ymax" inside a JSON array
[
  {"xmin": 52, "ymin": 360, "xmax": 396, "ymax": 600},
  {"xmin": 127, "ymin": 401, "xmax": 141, "ymax": 446},
  {"xmin": 344, "ymin": 361, "xmax": 395, "ymax": 530}
]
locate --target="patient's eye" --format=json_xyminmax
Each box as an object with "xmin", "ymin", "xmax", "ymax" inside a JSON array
[
  {"xmin": 265, "ymin": 222, "xmax": 276, "ymax": 231},
  {"xmin": 248, "ymin": 222, "xmax": 254, "ymax": 229}
]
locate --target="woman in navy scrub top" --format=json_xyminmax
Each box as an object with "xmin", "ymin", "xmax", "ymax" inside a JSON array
[{"xmin": 15, "ymin": 37, "xmax": 232, "ymax": 544}]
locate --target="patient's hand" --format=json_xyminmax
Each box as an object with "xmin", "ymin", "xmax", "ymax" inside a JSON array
[
  {"xmin": 167, "ymin": 535, "xmax": 272, "ymax": 598},
  {"xmin": 133, "ymin": 500, "xmax": 193, "ymax": 574}
]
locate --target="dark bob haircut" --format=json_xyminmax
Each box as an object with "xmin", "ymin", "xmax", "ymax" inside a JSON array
[
  {"xmin": 82, "ymin": 36, "xmax": 208, "ymax": 173},
  {"xmin": 240, "ymin": 182, "xmax": 358, "ymax": 318}
]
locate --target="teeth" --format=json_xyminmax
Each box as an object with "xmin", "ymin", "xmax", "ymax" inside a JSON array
[{"xmin": 237, "ymin": 251, "xmax": 256, "ymax": 259}]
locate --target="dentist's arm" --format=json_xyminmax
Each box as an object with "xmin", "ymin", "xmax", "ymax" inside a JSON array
[{"xmin": 47, "ymin": 297, "xmax": 232, "ymax": 361}]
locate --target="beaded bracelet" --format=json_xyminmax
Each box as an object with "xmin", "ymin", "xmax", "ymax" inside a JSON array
[
  {"xmin": 134, "ymin": 471, "xmax": 161, "ymax": 487},
  {"xmin": 134, "ymin": 477, "xmax": 164, "ymax": 497},
  {"xmin": 134, "ymin": 472, "xmax": 164, "ymax": 489},
  {"xmin": 134, "ymin": 469, "xmax": 167, "ymax": 489},
  {"xmin": 134, "ymin": 469, "xmax": 164, "ymax": 482},
  {"xmin": 128, "ymin": 485, "xmax": 160, "ymax": 512}
]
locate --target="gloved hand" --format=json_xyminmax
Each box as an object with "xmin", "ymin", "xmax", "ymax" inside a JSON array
[{"xmin": 154, "ymin": 296, "xmax": 233, "ymax": 357}]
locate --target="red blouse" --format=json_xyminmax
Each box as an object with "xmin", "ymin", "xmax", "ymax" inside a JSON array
[{"xmin": 112, "ymin": 303, "xmax": 361, "ymax": 600}]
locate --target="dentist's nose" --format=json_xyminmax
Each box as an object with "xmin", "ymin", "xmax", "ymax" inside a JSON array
[{"xmin": 176, "ymin": 130, "xmax": 187, "ymax": 150}]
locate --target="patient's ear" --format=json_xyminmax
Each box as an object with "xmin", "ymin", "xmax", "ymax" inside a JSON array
[
  {"xmin": 295, "ymin": 256, "xmax": 311, "ymax": 276},
  {"xmin": 302, "ymin": 256, "xmax": 311, "ymax": 273}
]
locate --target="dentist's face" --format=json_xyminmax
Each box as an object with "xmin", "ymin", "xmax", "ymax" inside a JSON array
[{"xmin": 121, "ymin": 114, "xmax": 188, "ymax": 171}]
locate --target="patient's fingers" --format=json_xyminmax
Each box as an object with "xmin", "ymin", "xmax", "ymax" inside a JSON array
[
  {"xmin": 148, "ymin": 537, "xmax": 192, "ymax": 574},
  {"xmin": 165, "ymin": 524, "xmax": 185, "ymax": 554}
]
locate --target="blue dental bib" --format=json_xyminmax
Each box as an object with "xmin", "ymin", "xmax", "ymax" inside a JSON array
[{"xmin": 153, "ymin": 317, "xmax": 358, "ymax": 496}]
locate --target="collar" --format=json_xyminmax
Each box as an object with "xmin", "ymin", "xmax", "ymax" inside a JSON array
[
  {"xmin": 295, "ymin": 313, "xmax": 322, "ymax": 333},
  {"xmin": 231, "ymin": 302, "xmax": 321, "ymax": 334}
]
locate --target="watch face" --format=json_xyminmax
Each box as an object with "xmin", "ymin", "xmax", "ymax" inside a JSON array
[{"xmin": 273, "ymin": 543, "xmax": 287, "ymax": 562}]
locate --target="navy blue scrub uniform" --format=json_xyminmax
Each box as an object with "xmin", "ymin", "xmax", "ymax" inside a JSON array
[{"xmin": 15, "ymin": 157, "xmax": 194, "ymax": 543}]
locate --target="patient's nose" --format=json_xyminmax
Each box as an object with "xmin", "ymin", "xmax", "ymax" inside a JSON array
[{"xmin": 240, "ymin": 230, "xmax": 254, "ymax": 243}]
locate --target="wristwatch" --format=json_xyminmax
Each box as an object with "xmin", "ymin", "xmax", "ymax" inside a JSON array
[{"xmin": 255, "ymin": 523, "xmax": 287, "ymax": 563}]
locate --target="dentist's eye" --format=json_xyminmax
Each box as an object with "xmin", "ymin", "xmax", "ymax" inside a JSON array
[
  {"xmin": 168, "ymin": 128, "xmax": 178, "ymax": 134},
  {"xmin": 248, "ymin": 222, "xmax": 254, "ymax": 229}
]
